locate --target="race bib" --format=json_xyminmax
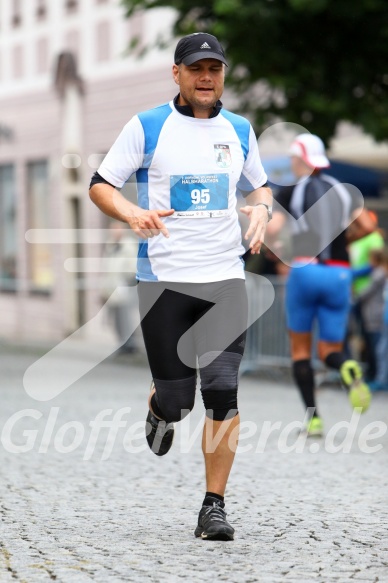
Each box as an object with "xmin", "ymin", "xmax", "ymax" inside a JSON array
[{"xmin": 170, "ymin": 174, "xmax": 229, "ymax": 218}]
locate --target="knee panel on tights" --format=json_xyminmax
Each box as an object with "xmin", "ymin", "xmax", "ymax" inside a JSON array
[
  {"xmin": 200, "ymin": 389, "xmax": 238, "ymax": 421},
  {"xmin": 199, "ymin": 351, "xmax": 241, "ymax": 421},
  {"xmin": 153, "ymin": 376, "xmax": 196, "ymax": 423}
]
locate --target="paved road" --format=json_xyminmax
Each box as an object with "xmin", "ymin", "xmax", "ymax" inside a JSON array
[{"xmin": 0, "ymin": 342, "xmax": 387, "ymax": 582}]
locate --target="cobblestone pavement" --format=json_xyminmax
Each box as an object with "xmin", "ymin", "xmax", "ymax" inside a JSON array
[{"xmin": 0, "ymin": 342, "xmax": 387, "ymax": 582}]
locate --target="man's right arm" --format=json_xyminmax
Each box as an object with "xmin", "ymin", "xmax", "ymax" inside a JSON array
[
  {"xmin": 89, "ymin": 179, "xmax": 138, "ymax": 223},
  {"xmin": 89, "ymin": 180, "xmax": 174, "ymax": 239},
  {"xmin": 89, "ymin": 116, "xmax": 174, "ymax": 239}
]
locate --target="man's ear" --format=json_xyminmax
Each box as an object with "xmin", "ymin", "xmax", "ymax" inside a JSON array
[{"xmin": 172, "ymin": 64, "xmax": 180, "ymax": 85}]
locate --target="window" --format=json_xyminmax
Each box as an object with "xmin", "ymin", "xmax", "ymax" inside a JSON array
[
  {"xmin": 36, "ymin": 0, "xmax": 47, "ymax": 20},
  {"xmin": 12, "ymin": 45, "xmax": 24, "ymax": 79},
  {"xmin": 65, "ymin": 0, "xmax": 78, "ymax": 14},
  {"xmin": 65, "ymin": 30, "xmax": 79, "ymax": 60},
  {"xmin": 12, "ymin": 0, "xmax": 22, "ymax": 27},
  {"xmin": 96, "ymin": 21, "xmax": 111, "ymax": 62},
  {"xmin": 27, "ymin": 161, "xmax": 53, "ymax": 292},
  {"xmin": 0, "ymin": 166, "xmax": 18, "ymax": 292},
  {"xmin": 36, "ymin": 37, "xmax": 49, "ymax": 74}
]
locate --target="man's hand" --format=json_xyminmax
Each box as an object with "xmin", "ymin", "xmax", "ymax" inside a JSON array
[
  {"xmin": 240, "ymin": 205, "xmax": 269, "ymax": 254},
  {"xmin": 89, "ymin": 183, "xmax": 175, "ymax": 239},
  {"xmin": 126, "ymin": 208, "xmax": 175, "ymax": 239}
]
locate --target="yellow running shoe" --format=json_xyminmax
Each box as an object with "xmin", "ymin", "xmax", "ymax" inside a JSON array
[
  {"xmin": 340, "ymin": 360, "xmax": 363, "ymax": 386},
  {"xmin": 348, "ymin": 380, "xmax": 371, "ymax": 413},
  {"xmin": 340, "ymin": 360, "xmax": 371, "ymax": 413},
  {"xmin": 304, "ymin": 416, "xmax": 324, "ymax": 437}
]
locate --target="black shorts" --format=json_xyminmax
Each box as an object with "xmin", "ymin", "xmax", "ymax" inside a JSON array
[{"xmin": 138, "ymin": 279, "xmax": 248, "ymax": 381}]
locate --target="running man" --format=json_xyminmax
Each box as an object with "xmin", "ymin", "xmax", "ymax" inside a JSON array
[
  {"xmin": 89, "ymin": 32, "xmax": 272, "ymax": 540},
  {"xmin": 266, "ymin": 133, "xmax": 374, "ymax": 436}
]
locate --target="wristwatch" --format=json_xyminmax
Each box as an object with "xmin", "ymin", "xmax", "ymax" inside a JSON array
[{"xmin": 254, "ymin": 202, "xmax": 273, "ymax": 222}]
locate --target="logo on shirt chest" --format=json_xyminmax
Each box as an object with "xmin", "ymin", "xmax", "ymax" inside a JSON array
[{"xmin": 214, "ymin": 144, "xmax": 232, "ymax": 168}]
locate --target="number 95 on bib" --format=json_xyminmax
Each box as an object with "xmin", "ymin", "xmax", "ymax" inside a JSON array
[{"xmin": 170, "ymin": 174, "xmax": 229, "ymax": 218}]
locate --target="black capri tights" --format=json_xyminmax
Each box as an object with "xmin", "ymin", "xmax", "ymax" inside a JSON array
[{"xmin": 138, "ymin": 279, "xmax": 248, "ymax": 422}]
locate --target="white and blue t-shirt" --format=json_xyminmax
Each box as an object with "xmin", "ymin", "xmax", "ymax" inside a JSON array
[{"xmin": 98, "ymin": 99, "xmax": 267, "ymax": 283}]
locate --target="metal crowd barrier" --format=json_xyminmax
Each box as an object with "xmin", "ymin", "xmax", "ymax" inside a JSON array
[{"xmin": 241, "ymin": 274, "xmax": 291, "ymax": 375}]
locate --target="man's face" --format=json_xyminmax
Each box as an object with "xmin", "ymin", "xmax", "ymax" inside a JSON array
[
  {"xmin": 291, "ymin": 155, "xmax": 312, "ymax": 178},
  {"xmin": 172, "ymin": 58, "xmax": 225, "ymax": 117}
]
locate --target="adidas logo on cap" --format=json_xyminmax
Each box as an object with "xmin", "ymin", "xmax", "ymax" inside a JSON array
[{"xmin": 200, "ymin": 42, "xmax": 211, "ymax": 49}]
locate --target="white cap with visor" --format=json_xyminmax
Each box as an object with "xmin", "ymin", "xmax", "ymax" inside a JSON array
[{"xmin": 289, "ymin": 133, "xmax": 330, "ymax": 169}]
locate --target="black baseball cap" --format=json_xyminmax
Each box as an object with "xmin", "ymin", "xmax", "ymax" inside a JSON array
[{"xmin": 174, "ymin": 32, "xmax": 228, "ymax": 67}]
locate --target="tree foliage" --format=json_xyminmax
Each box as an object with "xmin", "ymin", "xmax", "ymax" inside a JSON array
[{"xmin": 122, "ymin": 0, "xmax": 388, "ymax": 142}]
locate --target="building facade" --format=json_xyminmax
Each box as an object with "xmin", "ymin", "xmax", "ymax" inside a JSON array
[{"xmin": 0, "ymin": 0, "xmax": 176, "ymax": 343}]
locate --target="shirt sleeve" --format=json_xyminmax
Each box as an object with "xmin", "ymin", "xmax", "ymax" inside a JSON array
[
  {"xmin": 97, "ymin": 116, "xmax": 145, "ymax": 188},
  {"xmin": 236, "ymin": 125, "xmax": 268, "ymax": 196}
]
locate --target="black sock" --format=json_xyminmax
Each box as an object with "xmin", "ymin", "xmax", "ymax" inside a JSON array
[
  {"xmin": 292, "ymin": 359, "xmax": 318, "ymax": 418},
  {"xmin": 325, "ymin": 352, "xmax": 346, "ymax": 371},
  {"xmin": 203, "ymin": 492, "xmax": 224, "ymax": 506}
]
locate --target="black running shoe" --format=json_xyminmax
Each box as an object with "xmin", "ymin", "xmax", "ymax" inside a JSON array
[
  {"xmin": 194, "ymin": 498, "xmax": 234, "ymax": 541},
  {"xmin": 145, "ymin": 411, "xmax": 174, "ymax": 456}
]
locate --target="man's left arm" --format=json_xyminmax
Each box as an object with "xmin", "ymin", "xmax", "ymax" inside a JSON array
[{"xmin": 240, "ymin": 185, "xmax": 273, "ymax": 255}]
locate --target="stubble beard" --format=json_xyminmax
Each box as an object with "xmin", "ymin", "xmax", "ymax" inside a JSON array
[
  {"xmin": 188, "ymin": 94, "xmax": 218, "ymax": 113},
  {"xmin": 179, "ymin": 86, "xmax": 219, "ymax": 112}
]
